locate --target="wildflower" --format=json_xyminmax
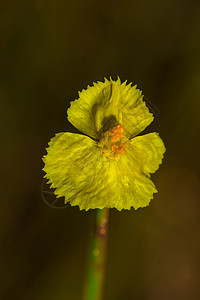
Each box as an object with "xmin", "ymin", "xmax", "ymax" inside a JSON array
[{"xmin": 43, "ymin": 77, "xmax": 165, "ymax": 211}]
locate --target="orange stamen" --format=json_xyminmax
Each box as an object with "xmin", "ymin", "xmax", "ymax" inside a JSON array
[
  {"xmin": 109, "ymin": 125, "xmax": 125, "ymax": 142},
  {"xmin": 111, "ymin": 143, "xmax": 126, "ymax": 156},
  {"xmin": 119, "ymin": 144, "xmax": 126, "ymax": 155},
  {"xmin": 111, "ymin": 144, "xmax": 119, "ymax": 155}
]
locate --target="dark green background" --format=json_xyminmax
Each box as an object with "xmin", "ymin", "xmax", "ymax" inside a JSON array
[{"xmin": 1, "ymin": 0, "xmax": 200, "ymax": 299}]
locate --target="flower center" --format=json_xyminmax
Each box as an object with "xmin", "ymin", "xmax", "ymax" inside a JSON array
[{"xmin": 98, "ymin": 124, "xmax": 129, "ymax": 160}]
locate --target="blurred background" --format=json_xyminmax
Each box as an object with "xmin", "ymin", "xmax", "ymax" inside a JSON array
[{"xmin": 1, "ymin": 0, "xmax": 200, "ymax": 299}]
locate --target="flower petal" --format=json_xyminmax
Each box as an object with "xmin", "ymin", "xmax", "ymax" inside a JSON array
[
  {"xmin": 67, "ymin": 77, "xmax": 154, "ymax": 140},
  {"xmin": 108, "ymin": 154, "xmax": 158, "ymax": 210},
  {"xmin": 129, "ymin": 132, "xmax": 166, "ymax": 176},
  {"xmin": 43, "ymin": 132, "xmax": 117, "ymax": 210},
  {"xmin": 42, "ymin": 131, "xmax": 164, "ymax": 211},
  {"xmin": 42, "ymin": 132, "xmax": 103, "ymax": 209}
]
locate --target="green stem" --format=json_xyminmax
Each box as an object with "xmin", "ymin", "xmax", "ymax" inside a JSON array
[{"xmin": 84, "ymin": 208, "xmax": 109, "ymax": 300}]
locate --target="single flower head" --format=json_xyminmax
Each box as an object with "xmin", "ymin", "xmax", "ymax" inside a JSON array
[{"xmin": 43, "ymin": 77, "xmax": 166, "ymax": 211}]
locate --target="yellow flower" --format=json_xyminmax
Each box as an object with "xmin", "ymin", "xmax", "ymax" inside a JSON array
[{"xmin": 43, "ymin": 77, "xmax": 166, "ymax": 211}]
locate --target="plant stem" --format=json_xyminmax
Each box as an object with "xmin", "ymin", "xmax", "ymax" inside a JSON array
[{"xmin": 84, "ymin": 208, "xmax": 109, "ymax": 300}]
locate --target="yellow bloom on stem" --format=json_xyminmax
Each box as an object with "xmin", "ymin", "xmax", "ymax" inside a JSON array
[{"xmin": 43, "ymin": 77, "xmax": 166, "ymax": 211}]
